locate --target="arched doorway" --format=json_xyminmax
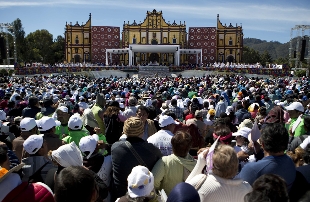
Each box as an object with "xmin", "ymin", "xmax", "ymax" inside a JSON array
[
  {"xmin": 227, "ymin": 55, "xmax": 234, "ymax": 63},
  {"xmin": 74, "ymin": 54, "xmax": 80, "ymax": 63},
  {"xmin": 151, "ymin": 39, "xmax": 158, "ymax": 45},
  {"xmin": 149, "ymin": 53, "xmax": 159, "ymax": 63}
]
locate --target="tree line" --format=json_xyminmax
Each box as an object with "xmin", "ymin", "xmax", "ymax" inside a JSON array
[{"xmin": 0, "ymin": 18, "xmax": 64, "ymax": 65}]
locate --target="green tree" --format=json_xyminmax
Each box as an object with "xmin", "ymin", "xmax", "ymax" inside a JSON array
[
  {"xmin": 26, "ymin": 29, "xmax": 54, "ymax": 64},
  {"xmin": 8, "ymin": 18, "xmax": 28, "ymax": 62},
  {"xmin": 242, "ymin": 46, "xmax": 261, "ymax": 64},
  {"xmin": 260, "ymin": 50, "xmax": 273, "ymax": 67},
  {"xmin": 274, "ymin": 56, "xmax": 289, "ymax": 65},
  {"xmin": 52, "ymin": 35, "xmax": 65, "ymax": 63}
]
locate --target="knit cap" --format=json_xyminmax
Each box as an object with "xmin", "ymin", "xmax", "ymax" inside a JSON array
[{"xmin": 123, "ymin": 117, "xmax": 144, "ymax": 137}]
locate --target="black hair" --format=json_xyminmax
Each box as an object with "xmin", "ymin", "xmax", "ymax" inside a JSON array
[
  {"xmin": 28, "ymin": 96, "xmax": 39, "ymax": 107},
  {"xmin": 260, "ymin": 123, "xmax": 289, "ymax": 153},
  {"xmin": 163, "ymin": 110, "xmax": 176, "ymax": 120},
  {"xmin": 54, "ymin": 166, "xmax": 96, "ymax": 202},
  {"xmin": 236, "ymin": 103, "xmax": 243, "ymax": 110},
  {"xmin": 244, "ymin": 174, "xmax": 289, "ymax": 202},
  {"xmin": 170, "ymin": 99, "xmax": 177, "ymax": 106},
  {"xmin": 137, "ymin": 105, "xmax": 149, "ymax": 114}
]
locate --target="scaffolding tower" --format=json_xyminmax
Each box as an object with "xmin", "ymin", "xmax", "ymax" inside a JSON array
[{"xmin": 0, "ymin": 23, "xmax": 17, "ymax": 66}]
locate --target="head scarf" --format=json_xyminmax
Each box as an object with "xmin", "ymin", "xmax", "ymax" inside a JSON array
[{"xmin": 265, "ymin": 106, "xmax": 284, "ymax": 123}]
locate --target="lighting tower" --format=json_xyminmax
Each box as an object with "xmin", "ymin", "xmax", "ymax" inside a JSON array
[
  {"xmin": 289, "ymin": 25, "xmax": 310, "ymax": 75},
  {"xmin": 0, "ymin": 23, "xmax": 17, "ymax": 67}
]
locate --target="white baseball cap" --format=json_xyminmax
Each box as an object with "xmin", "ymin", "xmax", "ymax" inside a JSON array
[
  {"xmin": 56, "ymin": 106, "xmax": 68, "ymax": 113},
  {"xmin": 20, "ymin": 117, "xmax": 38, "ymax": 131},
  {"xmin": 286, "ymin": 102, "xmax": 304, "ymax": 112},
  {"xmin": 79, "ymin": 135, "xmax": 98, "ymax": 159},
  {"xmin": 127, "ymin": 166, "xmax": 154, "ymax": 198},
  {"xmin": 23, "ymin": 134, "xmax": 44, "ymax": 154},
  {"xmin": 37, "ymin": 116, "xmax": 61, "ymax": 131},
  {"xmin": 233, "ymin": 127, "xmax": 252, "ymax": 139},
  {"xmin": 158, "ymin": 115, "xmax": 179, "ymax": 128},
  {"xmin": 68, "ymin": 115, "xmax": 83, "ymax": 130}
]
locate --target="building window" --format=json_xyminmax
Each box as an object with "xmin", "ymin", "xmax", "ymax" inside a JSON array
[
  {"xmin": 75, "ymin": 35, "xmax": 79, "ymax": 44},
  {"xmin": 230, "ymin": 49, "xmax": 233, "ymax": 54},
  {"xmin": 229, "ymin": 37, "xmax": 233, "ymax": 46},
  {"xmin": 172, "ymin": 38, "xmax": 176, "ymax": 44},
  {"xmin": 75, "ymin": 48, "xmax": 78, "ymax": 53}
]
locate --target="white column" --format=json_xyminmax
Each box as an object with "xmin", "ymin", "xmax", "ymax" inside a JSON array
[
  {"xmin": 106, "ymin": 51, "xmax": 108, "ymax": 65},
  {"xmin": 177, "ymin": 50, "xmax": 180, "ymax": 66},
  {"xmin": 129, "ymin": 48, "xmax": 132, "ymax": 66},
  {"xmin": 196, "ymin": 53, "xmax": 198, "ymax": 64}
]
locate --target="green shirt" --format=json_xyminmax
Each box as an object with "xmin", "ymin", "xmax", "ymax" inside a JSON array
[
  {"xmin": 97, "ymin": 133, "xmax": 108, "ymax": 156},
  {"xmin": 55, "ymin": 125, "xmax": 69, "ymax": 139},
  {"xmin": 62, "ymin": 130, "xmax": 88, "ymax": 145},
  {"xmin": 286, "ymin": 118, "xmax": 306, "ymax": 137}
]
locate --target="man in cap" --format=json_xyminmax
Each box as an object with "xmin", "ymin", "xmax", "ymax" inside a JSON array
[
  {"xmin": 79, "ymin": 135, "xmax": 111, "ymax": 188},
  {"xmin": 54, "ymin": 106, "xmax": 71, "ymax": 139},
  {"xmin": 286, "ymin": 102, "xmax": 306, "ymax": 137},
  {"xmin": 12, "ymin": 117, "xmax": 38, "ymax": 161},
  {"xmin": 62, "ymin": 114, "xmax": 88, "ymax": 146},
  {"xmin": 37, "ymin": 116, "xmax": 63, "ymax": 151},
  {"xmin": 147, "ymin": 115, "xmax": 179, "ymax": 156},
  {"xmin": 22, "ymin": 134, "xmax": 55, "ymax": 182}
]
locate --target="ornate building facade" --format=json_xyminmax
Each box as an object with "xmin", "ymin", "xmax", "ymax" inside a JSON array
[
  {"xmin": 121, "ymin": 9, "xmax": 187, "ymax": 65},
  {"xmin": 64, "ymin": 11, "xmax": 243, "ymax": 65},
  {"xmin": 216, "ymin": 14, "xmax": 243, "ymax": 63},
  {"xmin": 65, "ymin": 13, "xmax": 91, "ymax": 63}
]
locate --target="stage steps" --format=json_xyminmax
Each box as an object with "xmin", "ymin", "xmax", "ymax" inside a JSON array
[{"xmin": 138, "ymin": 66, "xmax": 171, "ymax": 77}]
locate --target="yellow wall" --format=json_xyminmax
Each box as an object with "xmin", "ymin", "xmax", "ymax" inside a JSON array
[
  {"xmin": 216, "ymin": 14, "xmax": 243, "ymax": 63},
  {"xmin": 65, "ymin": 14, "xmax": 91, "ymax": 63},
  {"xmin": 121, "ymin": 9, "xmax": 187, "ymax": 65}
]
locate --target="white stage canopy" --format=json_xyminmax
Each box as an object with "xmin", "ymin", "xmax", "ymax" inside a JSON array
[{"xmin": 106, "ymin": 45, "xmax": 202, "ymax": 65}]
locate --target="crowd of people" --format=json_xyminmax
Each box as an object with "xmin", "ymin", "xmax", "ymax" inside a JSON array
[
  {"xmin": 0, "ymin": 73, "xmax": 310, "ymax": 202},
  {"xmin": 23, "ymin": 61, "xmax": 283, "ymax": 69}
]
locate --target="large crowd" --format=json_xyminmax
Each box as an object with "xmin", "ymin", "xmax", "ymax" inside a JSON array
[
  {"xmin": 24, "ymin": 62, "xmax": 283, "ymax": 69},
  {"xmin": 0, "ymin": 73, "xmax": 310, "ymax": 202}
]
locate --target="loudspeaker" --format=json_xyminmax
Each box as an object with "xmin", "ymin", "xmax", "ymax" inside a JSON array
[
  {"xmin": 0, "ymin": 37, "xmax": 6, "ymax": 59},
  {"xmin": 300, "ymin": 39, "xmax": 306, "ymax": 61}
]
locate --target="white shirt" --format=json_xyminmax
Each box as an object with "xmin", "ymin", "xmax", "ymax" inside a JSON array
[
  {"xmin": 122, "ymin": 106, "xmax": 137, "ymax": 119},
  {"xmin": 147, "ymin": 129, "xmax": 174, "ymax": 156}
]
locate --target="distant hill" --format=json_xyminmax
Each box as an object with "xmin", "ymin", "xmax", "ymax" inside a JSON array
[{"xmin": 243, "ymin": 38, "xmax": 290, "ymax": 60}]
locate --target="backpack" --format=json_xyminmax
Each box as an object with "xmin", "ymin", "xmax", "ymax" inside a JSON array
[{"xmin": 104, "ymin": 114, "xmax": 123, "ymax": 145}]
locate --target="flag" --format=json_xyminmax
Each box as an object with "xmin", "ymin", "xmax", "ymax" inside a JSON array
[{"xmin": 205, "ymin": 136, "xmax": 220, "ymax": 173}]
